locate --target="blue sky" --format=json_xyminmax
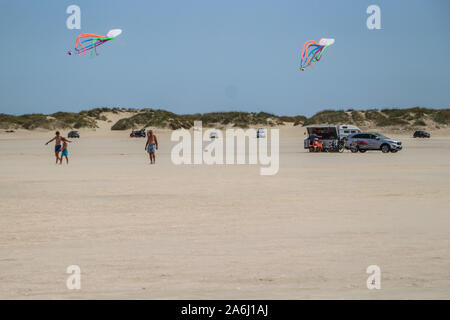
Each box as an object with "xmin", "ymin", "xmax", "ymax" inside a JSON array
[{"xmin": 0, "ymin": 0, "xmax": 449, "ymax": 116}]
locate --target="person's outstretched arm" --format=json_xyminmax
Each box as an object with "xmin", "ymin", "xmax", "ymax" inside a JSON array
[
  {"xmin": 155, "ymin": 136, "xmax": 158, "ymax": 150},
  {"xmin": 145, "ymin": 137, "xmax": 149, "ymax": 150},
  {"xmin": 45, "ymin": 137, "xmax": 55, "ymax": 145}
]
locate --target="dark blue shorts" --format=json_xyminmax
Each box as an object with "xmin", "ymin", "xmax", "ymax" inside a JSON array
[{"xmin": 55, "ymin": 145, "xmax": 62, "ymax": 153}]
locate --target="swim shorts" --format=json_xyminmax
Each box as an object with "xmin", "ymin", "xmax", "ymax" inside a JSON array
[
  {"xmin": 55, "ymin": 145, "xmax": 62, "ymax": 153},
  {"xmin": 147, "ymin": 144, "xmax": 156, "ymax": 153},
  {"xmin": 61, "ymin": 149, "xmax": 68, "ymax": 157}
]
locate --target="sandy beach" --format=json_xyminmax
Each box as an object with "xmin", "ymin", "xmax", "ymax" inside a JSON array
[{"xmin": 0, "ymin": 125, "xmax": 449, "ymax": 299}]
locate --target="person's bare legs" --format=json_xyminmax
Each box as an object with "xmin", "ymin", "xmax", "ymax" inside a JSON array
[
  {"xmin": 150, "ymin": 152, "xmax": 155, "ymax": 164},
  {"xmin": 55, "ymin": 152, "xmax": 61, "ymax": 164},
  {"xmin": 62, "ymin": 155, "xmax": 68, "ymax": 164}
]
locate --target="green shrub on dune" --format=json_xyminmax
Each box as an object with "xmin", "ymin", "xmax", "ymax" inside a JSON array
[
  {"xmin": 413, "ymin": 120, "xmax": 426, "ymax": 126},
  {"xmin": 433, "ymin": 109, "xmax": 450, "ymax": 124},
  {"xmin": 304, "ymin": 110, "xmax": 350, "ymax": 125},
  {"xmin": 0, "ymin": 113, "xmax": 53, "ymax": 130},
  {"xmin": 350, "ymin": 110, "xmax": 364, "ymax": 123},
  {"xmin": 1, "ymin": 106, "xmax": 448, "ymax": 131},
  {"xmin": 51, "ymin": 112, "xmax": 98, "ymax": 129},
  {"xmin": 110, "ymin": 110, "xmax": 289, "ymax": 130}
]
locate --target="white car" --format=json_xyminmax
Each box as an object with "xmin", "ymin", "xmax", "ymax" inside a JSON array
[
  {"xmin": 209, "ymin": 131, "xmax": 219, "ymax": 139},
  {"xmin": 257, "ymin": 128, "xmax": 266, "ymax": 138}
]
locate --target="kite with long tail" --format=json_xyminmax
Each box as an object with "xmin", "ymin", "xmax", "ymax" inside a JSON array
[
  {"xmin": 299, "ymin": 38, "xmax": 334, "ymax": 71},
  {"xmin": 67, "ymin": 29, "xmax": 122, "ymax": 57}
]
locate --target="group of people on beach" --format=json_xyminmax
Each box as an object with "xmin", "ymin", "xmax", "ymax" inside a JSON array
[
  {"xmin": 45, "ymin": 130, "xmax": 158, "ymax": 165},
  {"xmin": 45, "ymin": 131, "xmax": 71, "ymax": 164}
]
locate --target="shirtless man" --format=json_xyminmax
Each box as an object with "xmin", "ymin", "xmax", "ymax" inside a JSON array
[
  {"xmin": 145, "ymin": 130, "xmax": 158, "ymax": 164},
  {"xmin": 45, "ymin": 131, "xmax": 70, "ymax": 164}
]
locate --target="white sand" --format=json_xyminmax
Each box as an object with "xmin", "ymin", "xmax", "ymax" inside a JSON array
[{"xmin": 0, "ymin": 124, "xmax": 449, "ymax": 299}]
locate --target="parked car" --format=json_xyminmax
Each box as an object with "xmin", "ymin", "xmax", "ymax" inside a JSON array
[
  {"xmin": 345, "ymin": 132, "xmax": 402, "ymax": 153},
  {"xmin": 257, "ymin": 128, "xmax": 266, "ymax": 138},
  {"xmin": 210, "ymin": 131, "xmax": 219, "ymax": 139},
  {"xmin": 130, "ymin": 129, "xmax": 146, "ymax": 138},
  {"xmin": 413, "ymin": 130, "xmax": 430, "ymax": 138},
  {"xmin": 68, "ymin": 130, "xmax": 80, "ymax": 138}
]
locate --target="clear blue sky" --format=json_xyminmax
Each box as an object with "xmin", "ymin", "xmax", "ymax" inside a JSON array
[{"xmin": 0, "ymin": 0, "xmax": 449, "ymax": 116}]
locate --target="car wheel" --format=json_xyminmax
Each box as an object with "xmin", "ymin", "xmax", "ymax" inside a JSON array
[
  {"xmin": 381, "ymin": 144, "xmax": 390, "ymax": 153},
  {"xmin": 350, "ymin": 147, "xmax": 358, "ymax": 153}
]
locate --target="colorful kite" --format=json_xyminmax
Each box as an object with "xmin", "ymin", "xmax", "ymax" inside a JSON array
[
  {"xmin": 67, "ymin": 29, "xmax": 122, "ymax": 57},
  {"xmin": 299, "ymin": 38, "xmax": 335, "ymax": 71}
]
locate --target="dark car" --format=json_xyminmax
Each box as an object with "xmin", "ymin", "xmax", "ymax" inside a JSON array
[
  {"xmin": 345, "ymin": 132, "xmax": 402, "ymax": 153},
  {"xmin": 413, "ymin": 130, "xmax": 430, "ymax": 138},
  {"xmin": 68, "ymin": 130, "xmax": 80, "ymax": 138},
  {"xmin": 130, "ymin": 129, "xmax": 146, "ymax": 138}
]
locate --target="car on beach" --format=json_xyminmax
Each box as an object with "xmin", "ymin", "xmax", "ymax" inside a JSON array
[
  {"xmin": 210, "ymin": 131, "xmax": 219, "ymax": 139},
  {"xmin": 413, "ymin": 130, "xmax": 430, "ymax": 138},
  {"xmin": 68, "ymin": 130, "xmax": 80, "ymax": 138},
  {"xmin": 345, "ymin": 132, "xmax": 402, "ymax": 153},
  {"xmin": 130, "ymin": 129, "xmax": 146, "ymax": 138},
  {"xmin": 257, "ymin": 128, "xmax": 266, "ymax": 138}
]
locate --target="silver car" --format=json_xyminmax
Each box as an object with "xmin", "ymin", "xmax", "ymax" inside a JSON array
[{"xmin": 345, "ymin": 132, "xmax": 402, "ymax": 153}]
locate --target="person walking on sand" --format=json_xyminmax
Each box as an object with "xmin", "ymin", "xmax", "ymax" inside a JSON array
[
  {"xmin": 45, "ymin": 131, "xmax": 70, "ymax": 164},
  {"xmin": 59, "ymin": 138, "xmax": 71, "ymax": 165},
  {"xmin": 145, "ymin": 130, "xmax": 158, "ymax": 164}
]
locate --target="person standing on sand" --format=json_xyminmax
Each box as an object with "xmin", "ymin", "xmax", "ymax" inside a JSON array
[
  {"xmin": 45, "ymin": 131, "xmax": 70, "ymax": 164},
  {"xmin": 145, "ymin": 130, "xmax": 158, "ymax": 164},
  {"xmin": 59, "ymin": 138, "xmax": 71, "ymax": 165}
]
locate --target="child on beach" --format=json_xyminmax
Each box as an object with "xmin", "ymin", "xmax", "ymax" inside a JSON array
[
  {"xmin": 59, "ymin": 139, "xmax": 71, "ymax": 164},
  {"xmin": 45, "ymin": 131, "xmax": 71, "ymax": 164}
]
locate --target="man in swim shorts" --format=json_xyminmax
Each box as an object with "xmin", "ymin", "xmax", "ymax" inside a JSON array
[
  {"xmin": 45, "ymin": 131, "xmax": 71, "ymax": 164},
  {"xmin": 59, "ymin": 138, "xmax": 71, "ymax": 165},
  {"xmin": 145, "ymin": 130, "xmax": 158, "ymax": 164}
]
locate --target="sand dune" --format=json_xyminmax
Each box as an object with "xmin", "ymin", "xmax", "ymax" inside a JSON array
[{"xmin": 0, "ymin": 125, "xmax": 449, "ymax": 299}]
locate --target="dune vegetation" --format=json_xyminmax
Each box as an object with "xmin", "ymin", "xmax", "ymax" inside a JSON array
[{"xmin": 0, "ymin": 107, "xmax": 448, "ymax": 130}]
